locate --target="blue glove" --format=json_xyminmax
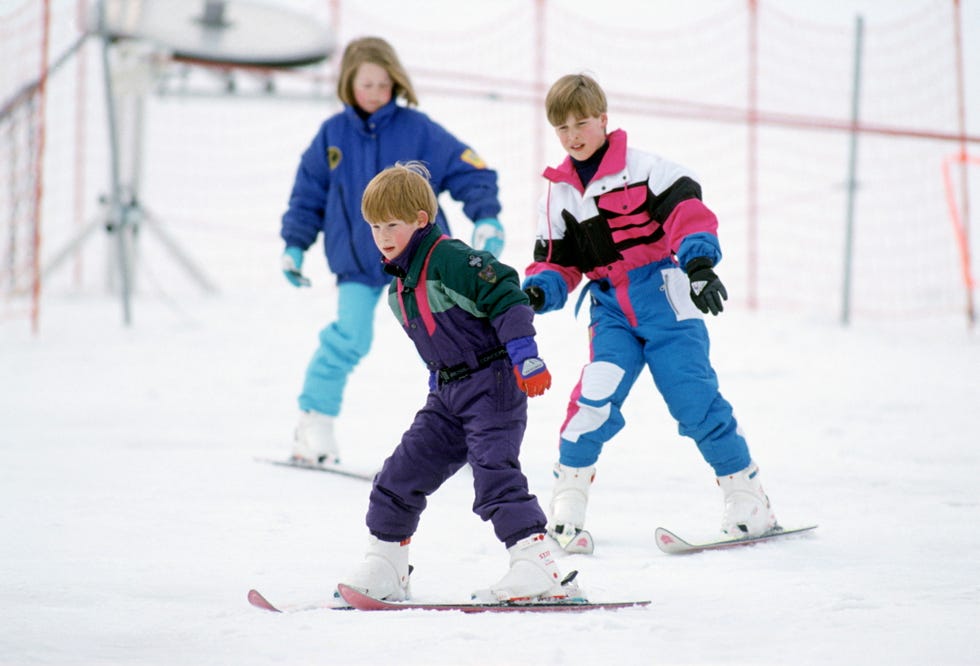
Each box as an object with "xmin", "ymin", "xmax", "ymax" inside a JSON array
[
  {"xmin": 521, "ymin": 271, "xmax": 568, "ymax": 314},
  {"xmin": 281, "ymin": 246, "xmax": 310, "ymax": 287},
  {"xmin": 471, "ymin": 217, "xmax": 505, "ymax": 258}
]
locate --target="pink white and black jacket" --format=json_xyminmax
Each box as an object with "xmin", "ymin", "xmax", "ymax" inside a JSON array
[{"xmin": 524, "ymin": 129, "xmax": 722, "ymax": 317}]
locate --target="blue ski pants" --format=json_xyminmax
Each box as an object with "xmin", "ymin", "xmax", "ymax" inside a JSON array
[
  {"xmin": 558, "ymin": 260, "xmax": 751, "ymax": 476},
  {"xmin": 298, "ymin": 281, "xmax": 385, "ymax": 416}
]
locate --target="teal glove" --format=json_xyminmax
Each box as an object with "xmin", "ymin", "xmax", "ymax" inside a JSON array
[
  {"xmin": 471, "ymin": 217, "xmax": 505, "ymax": 258},
  {"xmin": 281, "ymin": 246, "xmax": 310, "ymax": 287}
]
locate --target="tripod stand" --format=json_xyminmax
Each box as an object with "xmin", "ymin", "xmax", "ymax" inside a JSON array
[
  {"xmin": 43, "ymin": 9, "xmax": 217, "ymax": 325},
  {"xmin": 42, "ymin": 0, "xmax": 334, "ymax": 325}
]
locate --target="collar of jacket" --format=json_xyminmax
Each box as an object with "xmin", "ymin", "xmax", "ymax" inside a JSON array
[
  {"xmin": 542, "ymin": 128, "xmax": 628, "ymax": 191},
  {"xmin": 382, "ymin": 223, "xmax": 442, "ymax": 285},
  {"xmin": 343, "ymin": 97, "xmax": 400, "ymax": 135}
]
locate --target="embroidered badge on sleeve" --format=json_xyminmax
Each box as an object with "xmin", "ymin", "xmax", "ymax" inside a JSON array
[{"xmin": 460, "ymin": 148, "xmax": 487, "ymax": 169}]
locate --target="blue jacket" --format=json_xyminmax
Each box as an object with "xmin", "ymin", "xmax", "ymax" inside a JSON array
[{"xmin": 280, "ymin": 99, "xmax": 501, "ymax": 287}]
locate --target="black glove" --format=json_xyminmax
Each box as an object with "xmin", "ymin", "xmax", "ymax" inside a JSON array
[
  {"xmin": 524, "ymin": 286, "xmax": 545, "ymax": 312},
  {"xmin": 685, "ymin": 257, "xmax": 728, "ymax": 316}
]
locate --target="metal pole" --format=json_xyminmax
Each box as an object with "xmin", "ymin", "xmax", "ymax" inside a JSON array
[
  {"xmin": 98, "ymin": 0, "xmax": 134, "ymax": 325},
  {"xmin": 841, "ymin": 15, "xmax": 863, "ymax": 326}
]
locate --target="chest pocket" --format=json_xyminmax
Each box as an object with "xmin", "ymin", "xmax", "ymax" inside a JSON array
[
  {"xmin": 596, "ymin": 184, "xmax": 645, "ymax": 215},
  {"xmin": 596, "ymin": 183, "xmax": 665, "ymax": 249}
]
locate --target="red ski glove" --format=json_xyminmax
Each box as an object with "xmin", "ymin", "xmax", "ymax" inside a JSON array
[{"xmin": 513, "ymin": 357, "xmax": 552, "ymax": 397}]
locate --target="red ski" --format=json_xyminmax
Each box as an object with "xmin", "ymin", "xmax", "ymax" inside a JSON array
[
  {"xmin": 247, "ymin": 589, "xmax": 350, "ymax": 613},
  {"xmin": 655, "ymin": 525, "xmax": 818, "ymax": 555},
  {"xmin": 336, "ymin": 584, "xmax": 649, "ymax": 614}
]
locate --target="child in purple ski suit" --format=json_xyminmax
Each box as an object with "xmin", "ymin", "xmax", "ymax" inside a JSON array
[
  {"xmin": 522, "ymin": 74, "xmax": 779, "ymax": 553},
  {"xmin": 337, "ymin": 162, "xmax": 573, "ymax": 604}
]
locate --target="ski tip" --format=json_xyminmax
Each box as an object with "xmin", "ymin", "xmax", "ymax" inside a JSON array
[
  {"xmin": 335, "ymin": 584, "xmax": 362, "ymax": 607},
  {"xmin": 247, "ymin": 589, "xmax": 282, "ymax": 612},
  {"xmin": 654, "ymin": 527, "xmax": 689, "ymax": 551},
  {"xmin": 336, "ymin": 584, "xmax": 392, "ymax": 611}
]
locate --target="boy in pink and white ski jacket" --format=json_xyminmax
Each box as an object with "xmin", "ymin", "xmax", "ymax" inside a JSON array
[{"xmin": 522, "ymin": 74, "xmax": 779, "ymax": 550}]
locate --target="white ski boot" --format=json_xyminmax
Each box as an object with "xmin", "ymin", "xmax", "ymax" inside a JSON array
[
  {"xmin": 472, "ymin": 533, "xmax": 572, "ymax": 603},
  {"xmin": 547, "ymin": 463, "xmax": 596, "ymax": 554},
  {"xmin": 717, "ymin": 462, "xmax": 778, "ymax": 537},
  {"xmin": 291, "ymin": 410, "xmax": 340, "ymax": 465},
  {"xmin": 338, "ymin": 535, "xmax": 411, "ymax": 601}
]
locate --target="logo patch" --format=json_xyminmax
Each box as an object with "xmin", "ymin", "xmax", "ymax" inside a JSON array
[
  {"xmin": 328, "ymin": 146, "xmax": 342, "ymax": 170},
  {"xmin": 460, "ymin": 148, "xmax": 486, "ymax": 169},
  {"xmin": 520, "ymin": 358, "xmax": 545, "ymax": 375},
  {"xmin": 477, "ymin": 263, "xmax": 498, "ymax": 284}
]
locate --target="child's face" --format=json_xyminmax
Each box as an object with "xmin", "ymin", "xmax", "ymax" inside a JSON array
[
  {"xmin": 554, "ymin": 112, "xmax": 608, "ymax": 161},
  {"xmin": 370, "ymin": 212, "xmax": 428, "ymax": 260},
  {"xmin": 352, "ymin": 62, "xmax": 393, "ymax": 114}
]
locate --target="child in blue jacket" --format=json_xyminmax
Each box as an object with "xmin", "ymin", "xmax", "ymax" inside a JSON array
[
  {"xmin": 337, "ymin": 162, "xmax": 569, "ymax": 603},
  {"xmin": 279, "ymin": 37, "xmax": 505, "ymax": 466}
]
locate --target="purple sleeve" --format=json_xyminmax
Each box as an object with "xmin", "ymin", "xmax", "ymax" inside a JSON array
[
  {"xmin": 504, "ymin": 336, "xmax": 538, "ymax": 364},
  {"xmin": 491, "ymin": 303, "xmax": 536, "ymax": 349}
]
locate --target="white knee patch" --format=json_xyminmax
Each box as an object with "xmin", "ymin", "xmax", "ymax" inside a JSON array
[
  {"xmin": 579, "ymin": 361, "xmax": 624, "ymax": 401},
  {"xmin": 561, "ymin": 362, "xmax": 624, "ymax": 443},
  {"xmin": 562, "ymin": 403, "xmax": 611, "ymax": 443}
]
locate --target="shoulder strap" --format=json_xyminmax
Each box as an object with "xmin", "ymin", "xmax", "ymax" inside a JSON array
[{"xmin": 396, "ymin": 234, "xmax": 447, "ymax": 336}]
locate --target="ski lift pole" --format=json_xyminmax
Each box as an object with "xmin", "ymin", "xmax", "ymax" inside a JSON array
[{"xmin": 841, "ymin": 14, "xmax": 864, "ymax": 326}]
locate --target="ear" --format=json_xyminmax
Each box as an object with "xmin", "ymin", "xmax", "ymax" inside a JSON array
[
  {"xmin": 416, "ymin": 210, "xmax": 430, "ymax": 227},
  {"xmin": 599, "ymin": 112, "xmax": 608, "ymax": 132}
]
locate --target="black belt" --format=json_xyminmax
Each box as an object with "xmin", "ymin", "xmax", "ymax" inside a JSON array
[{"xmin": 437, "ymin": 346, "xmax": 509, "ymax": 385}]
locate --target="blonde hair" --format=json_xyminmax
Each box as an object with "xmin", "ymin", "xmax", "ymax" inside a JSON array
[
  {"xmin": 337, "ymin": 36, "xmax": 418, "ymax": 107},
  {"xmin": 545, "ymin": 73, "xmax": 608, "ymax": 127},
  {"xmin": 362, "ymin": 162, "xmax": 438, "ymax": 224}
]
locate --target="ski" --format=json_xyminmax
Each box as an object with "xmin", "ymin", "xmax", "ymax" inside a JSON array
[
  {"xmin": 553, "ymin": 528, "xmax": 595, "ymax": 555},
  {"xmin": 336, "ymin": 584, "xmax": 649, "ymax": 613},
  {"xmin": 247, "ymin": 588, "xmax": 351, "ymax": 613},
  {"xmin": 254, "ymin": 457, "xmax": 376, "ymax": 482},
  {"xmin": 655, "ymin": 524, "xmax": 818, "ymax": 555}
]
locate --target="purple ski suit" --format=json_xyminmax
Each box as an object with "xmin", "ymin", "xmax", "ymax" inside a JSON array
[{"xmin": 365, "ymin": 223, "xmax": 548, "ymax": 548}]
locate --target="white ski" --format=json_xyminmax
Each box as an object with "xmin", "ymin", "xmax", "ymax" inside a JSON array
[
  {"xmin": 655, "ymin": 525, "xmax": 818, "ymax": 554},
  {"xmin": 254, "ymin": 456, "xmax": 377, "ymax": 481}
]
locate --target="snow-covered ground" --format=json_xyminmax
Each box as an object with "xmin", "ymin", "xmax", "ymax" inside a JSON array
[
  {"xmin": 2, "ymin": 256, "xmax": 978, "ymax": 664},
  {"xmin": 3, "ymin": 1, "xmax": 980, "ymax": 662}
]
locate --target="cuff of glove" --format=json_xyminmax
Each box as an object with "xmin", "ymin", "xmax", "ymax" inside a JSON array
[
  {"xmin": 684, "ymin": 257, "xmax": 713, "ymax": 275},
  {"xmin": 521, "ymin": 271, "xmax": 567, "ymax": 314},
  {"xmin": 505, "ymin": 335, "xmax": 538, "ymax": 365}
]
